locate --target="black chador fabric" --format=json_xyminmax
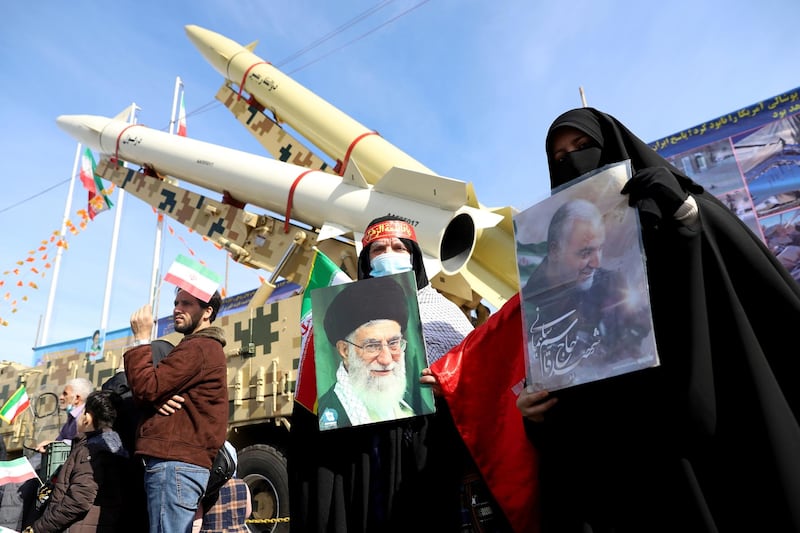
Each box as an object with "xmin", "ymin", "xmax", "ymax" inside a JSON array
[{"xmin": 529, "ymin": 107, "xmax": 800, "ymax": 532}]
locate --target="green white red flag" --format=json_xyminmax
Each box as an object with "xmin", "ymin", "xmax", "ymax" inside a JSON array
[
  {"xmin": 177, "ymin": 91, "xmax": 187, "ymax": 137},
  {"xmin": 294, "ymin": 249, "xmax": 351, "ymax": 413},
  {"xmin": 79, "ymin": 148, "xmax": 113, "ymax": 220},
  {"xmin": 163, "ymin": 254, "xmax": 222, "ymax": 302},
  {"xmin": 0, "ymin": 456, "xmax": 38, "ymax": 485},
  {"xmin": 0, "ymin": 385, "xmax": 30, "ymax": 424}
]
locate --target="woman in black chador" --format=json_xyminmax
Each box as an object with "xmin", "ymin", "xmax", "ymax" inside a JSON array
[{"xmin": 516, "ymin": 107, "xmax": 800, "ymax": 533}]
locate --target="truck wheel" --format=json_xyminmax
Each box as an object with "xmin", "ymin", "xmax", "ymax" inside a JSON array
[{"xmin": 238, "ymin": 444, "xmax": 290, "ymax": 532}]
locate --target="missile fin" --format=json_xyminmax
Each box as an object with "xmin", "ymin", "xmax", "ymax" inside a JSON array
[
  {"xmin": 318, "ymin": 222, "xmax": 350, "ymax": 242},
  {"xmin": 373, "ymin": 167, "xmax": 467, "ymax": 210},
  {"xmin": 244, "ymin": 40, "xmax": 258, "ymax": 52},
  {"xmin": 340, "ymin": 159, "xmax": 369, "ymax": 189}
]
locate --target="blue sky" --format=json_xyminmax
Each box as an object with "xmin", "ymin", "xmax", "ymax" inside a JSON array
[{"xmin": 1, "ymin": 0, "xmax": 798, "ymax": 365}]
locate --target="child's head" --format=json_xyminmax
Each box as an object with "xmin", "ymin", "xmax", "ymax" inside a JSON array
[{"xmin": 78, "ymin": 390, "xmax": 119, "ymax": 433}]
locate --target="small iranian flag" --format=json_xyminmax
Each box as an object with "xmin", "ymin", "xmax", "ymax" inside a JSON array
[
  {"xmin": 0, "ymin": 456, "xmax": 38, "ymax": 485},
  {"xmin": 164, "ymin": 254, "xmax": 222, "ymax": 302},
  {"xmin": 0, "ymin": 385, "xmax": 30, "ymax": 424},
  {"xmin": 177, "ymin": 91, "xmax": 187, "ymax": 137},
  {"xmin": 79, "ymin": 148, "xmax": 113, "ymax": 220},
  {"xmin": 294, "ymin": 249, "xmax": 351, "ymax": 413}
]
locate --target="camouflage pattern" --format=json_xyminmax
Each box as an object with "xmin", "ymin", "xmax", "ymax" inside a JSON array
[{"xmin": 215, "ymin": 82, "xmax": 334, "ymax": 174}]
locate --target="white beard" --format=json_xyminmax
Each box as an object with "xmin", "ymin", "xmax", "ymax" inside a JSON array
[{"xmin": 347, "ymin": 347, "xmax": 407, "ymax": 416}]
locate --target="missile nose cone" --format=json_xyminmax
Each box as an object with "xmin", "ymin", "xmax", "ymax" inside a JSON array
[
  {"xmin": 185, "ymin": 24, "xmax": 235, "ymax": 79},
  {"xmin": 56, "ymin": 114, "xmax": 108, "ymax": 150}
]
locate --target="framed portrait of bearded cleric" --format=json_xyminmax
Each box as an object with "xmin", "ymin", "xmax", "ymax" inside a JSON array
[
  {"xmin": 513, "ymin": 160, "xmax": 660, "ymax": 392},
  {"xmin": 311, "ymin": 270, "xmax": 434, "ymax": 430}
]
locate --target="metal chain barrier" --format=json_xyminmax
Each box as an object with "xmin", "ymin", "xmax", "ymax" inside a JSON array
[{"xmin": 246, "ymin": 517, "xmax": 291, "ymax": 524}]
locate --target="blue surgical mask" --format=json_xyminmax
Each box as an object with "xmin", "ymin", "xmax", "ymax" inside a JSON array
[
  {"xmin": 370, "ymin": 252, "xmax": 413, "ymax": 277},
  {"xmin": 65, "ymin": 404, "xmax": 73, "ymax": 414}
]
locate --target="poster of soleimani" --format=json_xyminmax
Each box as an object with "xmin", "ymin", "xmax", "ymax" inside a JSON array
[
  {"xmin": 513, "ymin": 161, "xmax": 660, "ymax": 392},
  {"xmin": 311, "ymin": 271, "xmax": 433, "ymax": 430}
]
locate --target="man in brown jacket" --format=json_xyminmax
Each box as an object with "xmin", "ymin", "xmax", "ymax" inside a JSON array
[{"xmin": 125, "ymin": 288, "xmax": 228, "ymax": 533}]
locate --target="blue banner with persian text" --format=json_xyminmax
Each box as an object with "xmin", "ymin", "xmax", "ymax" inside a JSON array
[{"xmin": 649, "ymin": 86, "xmax": 800, "ymax": 284}]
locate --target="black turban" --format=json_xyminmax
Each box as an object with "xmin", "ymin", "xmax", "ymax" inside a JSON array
[{"xmin": 322, "ymin": 275, "xmax": 409, "ymax": 343}]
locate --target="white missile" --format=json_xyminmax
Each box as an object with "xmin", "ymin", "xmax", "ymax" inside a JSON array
[
  {"xmin": 56, "ymin": 114, "xmax": 508, "ymax": 296},
  {"xmin": 185, "ymin": 24, "xmax": 433, "ymax": 186}
]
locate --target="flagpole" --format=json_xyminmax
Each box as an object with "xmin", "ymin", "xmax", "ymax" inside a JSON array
[
  {"xmin": 149, "ymin": 77, "xmax": 183, "ymax": 334},
  {"xmin": 99, "ymin": 103, "xmax": 139, "ymax": 337},
  {"xmin": 39, "ymin": 143, "xmax": 82, "ymax": 346}
]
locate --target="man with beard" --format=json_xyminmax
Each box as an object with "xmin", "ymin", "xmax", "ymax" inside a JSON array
[
  {"xmin": 34, "ymin": 377, "xmax": 94, "ymax": 452},
  {"xmin": 317, "ymin": 275, "xmax": 416, "ymax": 429},
  {"xmin": 124, "ymin": 288, "xmax": 227, "ymax": 533},
  {"xmin": 522, "ymin": 198, "xmax": 650, "ymax": 381}
]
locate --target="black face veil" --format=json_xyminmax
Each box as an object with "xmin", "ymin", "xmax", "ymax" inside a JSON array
[{"xmin": 545, "ymin": 107, "xmax": 699, "ymax": 192}]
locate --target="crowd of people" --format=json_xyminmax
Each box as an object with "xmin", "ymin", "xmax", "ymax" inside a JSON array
[{"xmin": 2, "ymin": 106, "xmax": 798, "ymax": 533}]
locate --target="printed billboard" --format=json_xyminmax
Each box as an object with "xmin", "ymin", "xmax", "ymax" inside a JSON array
[{"xmin": 650, "ymin": 87, "xmax": 800, "ymax": 282}]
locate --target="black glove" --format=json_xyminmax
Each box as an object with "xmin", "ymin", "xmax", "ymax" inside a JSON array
[{"xmin": 621, "ymin": 166, "xmax": 689, "ymax": 226}]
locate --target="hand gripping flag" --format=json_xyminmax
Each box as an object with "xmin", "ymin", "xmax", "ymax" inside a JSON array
[
  {"xmin": 0, "ymin": 385, "xmax": 30, "ymax": 424},
  {"xmin": 294, "ymin": 249, "xmax": 351, "ymax": 413},
  {"xmin": 164, "ymin": 254, "xmax": 222, "ymax": 302}
]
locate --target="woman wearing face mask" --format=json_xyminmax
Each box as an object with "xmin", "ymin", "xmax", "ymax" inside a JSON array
[
  {"xmin": 289, "ymin": 215, "xmax": 512, "ymax": 532},
  {"xmin": 511, "ymin": 107, "xmax": 800, "ymax": 532}
]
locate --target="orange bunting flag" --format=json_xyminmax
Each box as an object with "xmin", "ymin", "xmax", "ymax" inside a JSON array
[
  {"xmin": 3, "ymin": 293, "xmax": 8, "ymax": 300},
  {"xmin": 0, "ymin": 281, "xmax": 4, "ymax": 287},
  {"xmin": 28, "ymin": 282, "xmax": 38, "ymax": 289},
  {"xmin": 30, "ymin": 268, "xmax": 38, "ymax": 274},
  {"xmin": 12, "ymin": 269, "xmax": 19, "ymax": 275},
  {"xmin": 15, "ymin": 261, "xmax": 22, "ymax": 266},
  {"xmin": 44, "ymin": 263, "xmax": 51, "ymax": 269},
  {"xmin": 16, "ymin": 281, "xmax": 22, "ymax": 287},
  {"xmin": 25, "ymin": 258, "xmax": 33, "ymax": 263}
]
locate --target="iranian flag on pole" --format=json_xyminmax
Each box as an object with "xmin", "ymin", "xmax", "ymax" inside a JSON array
[
  {"xmin": 0, "ymin": 385, "xmax": 30, "ymax": 424},
  {"xmin": 163, "ymin": 254, "xmax": 222, "ymax": 302},
  {"xmin": 177, "ymin": 91, "xmax": 187, "ymax": 137},
  {"xmin": 294, "ymin": 249, "xmax": 351, "ymax": 413},
  {"xmin": 0, "ymin": 456, "xmax": 38, "ymax": 485},
  {"xmin": 80, "ymin": 148, "xmax": 113, "ymax": 220}
]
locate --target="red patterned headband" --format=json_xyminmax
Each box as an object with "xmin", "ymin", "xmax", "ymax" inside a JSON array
[{"xmin": 362, "ymin": 220, "xmax": 417, "ymax": 247}]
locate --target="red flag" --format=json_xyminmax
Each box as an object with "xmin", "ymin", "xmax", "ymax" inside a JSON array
[{"xmin": 431, "ymin": 294, "xmax": 541, "ymax": 533}]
